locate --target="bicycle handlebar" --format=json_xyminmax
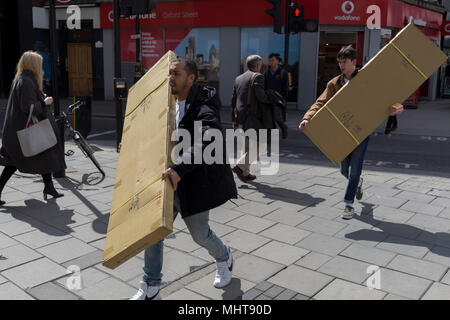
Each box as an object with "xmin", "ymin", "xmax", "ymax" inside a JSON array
[{"xmin": 66, "ymin": 100, "xmax": 83, "ymax": 115}]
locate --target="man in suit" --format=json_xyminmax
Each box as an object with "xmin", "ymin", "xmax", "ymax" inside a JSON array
[{"xmin": 231, "ymin": 54, "xmax": 273, "ymax": 183}]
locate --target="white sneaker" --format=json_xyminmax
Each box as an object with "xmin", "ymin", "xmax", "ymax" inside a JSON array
[
  {"xmin": 213, "ymin": 248, "xmax": 233, "ymax": 288},
  {"xmin": 129, "ymin": 281, "xmax": 161, "ymax": 300},
  {"xmin": 342, "ymin": 205, "xmax": 355, "ymax": 220}
]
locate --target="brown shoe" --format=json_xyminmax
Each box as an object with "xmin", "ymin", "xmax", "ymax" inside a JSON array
[{"xmin": 232, "ymin": 166, "xmax": 248, "ymax": 183}]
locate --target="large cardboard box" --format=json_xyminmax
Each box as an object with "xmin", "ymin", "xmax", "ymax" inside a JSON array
[
  {"xmin": 304, "ymin": 23, "xmax": 448, "ymax": 165},
  {"xmin": 103, "ymin": 51, "xmax": 177, "ymax": 269}
]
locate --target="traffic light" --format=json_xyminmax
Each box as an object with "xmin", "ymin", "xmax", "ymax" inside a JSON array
[
  {"xmin": 120, "ymin": 0, "xmax": 157, "ymax": 17},
  {"xmin": 265, "ymin": 0, "xmax": 282, "ymax": 34},
  {"xmin": 289, "ymin": 3, "xmax": 318, "ymax": 33}
]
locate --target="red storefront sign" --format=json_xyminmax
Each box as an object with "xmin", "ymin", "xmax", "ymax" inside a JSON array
[
  {"xmin": 100, "ymin": 0, "xmax": 280, "ymax": 29},
  {"xmin": 442, "ymin": 21, "xmax": 450, "ymax": 36}
]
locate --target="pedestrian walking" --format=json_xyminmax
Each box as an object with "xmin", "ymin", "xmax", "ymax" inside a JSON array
[
  {"xmin": 384, "ymin": 115, "xmax": 398, "ymax": 134},
  {"xmin": 231, "ymin": 54, "xmax": 274, "ymax": 183},
  {"xmin": 265, "ymin": 53, "xmax": 288, "ymax": 138},
  {"xmin": 0, "ymin": 51, "xmax": 66, "ymax": 205},
  {"xmin": 299, "ymin": 45, "xmax": 402, "ymax": 220},
  {"xmin": 130, "ymin": 58, "xmax": 237, "ymax": 300}
]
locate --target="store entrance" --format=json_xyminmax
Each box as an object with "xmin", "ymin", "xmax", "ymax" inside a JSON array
[{"xmin": 317, "ymin": 32, "xmax": 357, "ymax": 96}]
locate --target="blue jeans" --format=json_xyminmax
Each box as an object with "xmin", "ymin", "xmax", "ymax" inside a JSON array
[
  {"xmin": 340, "ymin": 137, "xmax": 370, "ymax": 204},
  {"xmin": 142, "ymin": 191, "xmax": 229, "ymax": 287}
]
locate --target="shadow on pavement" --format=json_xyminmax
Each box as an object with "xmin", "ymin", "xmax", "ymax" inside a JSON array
[
  {"xmin": 345, "ymin": 202, "xmax": 450, "ymax": 258},
  {"xmin": 1, "ymin": 198, "xmax": 76, "ymax": 235},
  {"xmin": 244, "ymin": 181, "xmax": 325, "ymax": 208},
  {"xmin": 57, "ymin": 176, "xmax": 108, "ymax": 235},
  {"xmin": 221, "ymin": 278, "xmax": 244, "ymax": 300}
]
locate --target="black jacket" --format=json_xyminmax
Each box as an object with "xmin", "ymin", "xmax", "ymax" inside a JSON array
[
  {"xmin": 170, "ymin": 85, "xmax": 237, "ymax": 218},
  {"xmin": 0, "ymin": 70, "xmax": 66, "ymax": 174}
]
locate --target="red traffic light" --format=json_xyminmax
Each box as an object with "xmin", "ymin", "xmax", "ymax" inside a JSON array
[{"xmin": 295, "ymin": 8, "xmax": 300, "ymax": 17}]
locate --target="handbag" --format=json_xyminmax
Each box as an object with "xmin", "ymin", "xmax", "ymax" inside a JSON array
[{"xmin": 16, "ymin": 103, "xmax": 57, "ymax": 157}]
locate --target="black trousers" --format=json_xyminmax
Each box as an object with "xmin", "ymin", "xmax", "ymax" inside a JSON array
[
  {"xmin": 385, "ymin": 115, "xmax": 398, "ymax": 130},
  {"xmin": 0, "ymin": 166, "xmax": 52, "ymax": 192}
]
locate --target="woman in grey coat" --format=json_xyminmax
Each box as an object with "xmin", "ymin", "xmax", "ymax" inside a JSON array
[{"xmin": 0, "ymin": 51, "xmax": 66, "ymax": 205}]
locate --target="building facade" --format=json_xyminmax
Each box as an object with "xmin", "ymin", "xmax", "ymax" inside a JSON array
[{"xmin": 2, "ymin": 0, "xmax": 447, "ymax": 111}]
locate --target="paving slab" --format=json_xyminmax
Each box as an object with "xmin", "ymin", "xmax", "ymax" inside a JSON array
[
  {"xmin": 62, "ymin": 250, "xmax": 104, "ymax": 271},
  {"xmin": 252, "ymin": 241, "xmax": 309, "ymax": 266},
  {"xmin": 232, "ymin": 254, "xmax": 285, "ymax": 283},
  {"xmin": 259, "ymin": 223, "xmax": 311, "ymax": 245},
  {"xmin": 295, "ymin": 233, "xmax": 351, "ymax": 256},
  {"xmin": 234, "ymin": 201, "xmax": 280, "ymax": 217},
  {"xmin": 164, "ymin": 288, "xmax": 208, "ymax": 300},
  {"xmin": 371, "ymin": 206, "xmax": 414, "ymax": 223},
  {"xmin": 298, "ymin": 205, "xmax": 342, "ymax": 220},
  {"xmin": 36, "ymin": 237, "xmax": 97, "ymax": 264},
  {"xmin": 226, "ymin": 215, "xmax": 276, "ymax": 234},
  {"xmin": 209, "ymin": 207, "xmax": 245, "ymax": 224},
  {"xmin": 1, "ymin": 258, "xmax": 67, "ymax": 290},
  {"xmin": 314, "ymin": 278, "xmax": 386, "ymax": 300},
  {"xmin": 186, "ymin": 271, "xmax": 255, "ymax": 300},
  {"xmin": 376, "ymin": 235, "xmax": 430, "ymax": 259},
  {"xmin": 0, "ymin": 243, "xmax": 42, "ymax": 271},
  {"xmin": 440, "ymin": 270, "xmax": 450, "ymax": 285},
  {"xmin": 222, "ymin": 230, "xmax": 271, "ymax": 253},
  {"xmin": 423, "ymin": 246, "xmax": 450, "ymax": 267},
  {"xmin": 387, "ymin": 255, "xmax": 447, "ymax": 281},
  {"xmin": 264, "ymin": 209, "xmax": 311, "ymax": 226},
  {"xmin": 13, "ymin": 226, "xmax": 72, "ymax": 249},
  {"xmin": 0, "ymin": 282, "xmax": 35, "ymax": 300},
  {"xmin": 318, "ymin": 256, "xmax": 373, "ymax": 284},
  {"xmin": 377, "ymin": 268, "xmax": 432, "ymax": 300},
  {"xmin": 26, "ymin": 282, "xmax": 81, "ymax": 300},
  {"xmin": 430, "ymin": 197, "xmax": 450, "ymax": 208},
  {"xmin": 334, "ymin": 225, "xmax": 389, "ymax": 247},
  {"xmin": 395, "ymin": 191, "xmax": 435, "ymax": 204},
  {"xmin": 399, "ymin": 201, "xmax": 444, "ymax": 216},
  {"xmin": 267, "ymin": 265, "xmax": 333, "ymax": 297},
  {"xmin": 297, "ymin": 216, "xmax": 347, "ymax": 236},
  {"xmin": 294, "ymin": 251, "xmax": 333, "ymax": 270},
  {"xmin": 364, "ymin": 196, "xmax": 407, "ymax": 209},
  {"xmin": 340, "ymin": 243, "xmax": 396, "ymax": 266},
  {"xmin": 407, "ymin": 214, "xmax": 450, "ymax": 232},
  {"xmin": 421, "ymin": 282, "xmax": 450, "ymax": 300},
  {"xmin": 56, "ymin": 266, "xmax": 110, "ymax": 290},
  {"xmin": 76, "ymin": 277, "xmax": 137, "ymax": 300},
  {"xmin": 374, "ymin": 220, "xmax": 423, "ymax": 239},
  {"xmin": 0, "ymin": 231, "xmax": 19, "ymax": 250}
]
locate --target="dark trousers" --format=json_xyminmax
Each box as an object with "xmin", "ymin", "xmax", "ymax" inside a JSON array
[
  {"xmin": 340, "ymin": 137, "xmax": 370, "ymax": 203},
  {"xmin": 0, "ymin": 166, "xmax": 52, "ymax": 194},
  {"xmin": 385, "ymin": 115, "xmax": 398, "ymax": 130}
]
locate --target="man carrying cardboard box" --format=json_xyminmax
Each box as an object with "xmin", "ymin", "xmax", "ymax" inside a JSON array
[
  {"xmin": 299, "ymin": 45, "xmax": 402, "ymax": 220},
  {"xmin": 130, "ymin": 58, "xmax": 237, "ymax": 300}
]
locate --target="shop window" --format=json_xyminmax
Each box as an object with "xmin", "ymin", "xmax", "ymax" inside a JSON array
[
  {"xmin": 240, "ymin": 27, "xmax": 300, "ymax": 102},
  {"xmin": 168, "ymin": 28, "xmax": 220, "ymax": 91}
]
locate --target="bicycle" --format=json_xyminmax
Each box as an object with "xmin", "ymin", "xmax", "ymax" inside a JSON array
[{"xmin": 58, "ymin": 101, "xmax": 105, "ymax": 177}]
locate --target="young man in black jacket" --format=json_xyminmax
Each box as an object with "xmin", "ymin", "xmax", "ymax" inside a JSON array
[{"xmin": 131, "ymin": 58, "xmax": 237, "ymax": 300}]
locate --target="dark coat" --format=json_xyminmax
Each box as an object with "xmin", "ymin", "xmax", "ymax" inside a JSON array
[
  {"xmin": 170, "ymin": 85, "xmax": 237, "ymax": 218},
  {"xmin": 265, "ymin": 66, "xmax": 289, "ymax": 101},
  {"xmin": 0, "ymin": 70, "xmax": 66, "ymax": 174},
  {"xmin": 231, "ymin": 70, "xmax": 274, "ymax": 130}
]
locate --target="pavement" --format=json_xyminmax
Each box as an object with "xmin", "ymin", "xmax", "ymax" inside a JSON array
[{"xmin": 0, "ymin": 98, "xmax": 450, "ymax": 300}]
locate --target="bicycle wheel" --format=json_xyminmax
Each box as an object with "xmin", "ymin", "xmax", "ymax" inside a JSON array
[{"xmin": 74, "ymin": 133, "xmax": 105, "ymax": 176}]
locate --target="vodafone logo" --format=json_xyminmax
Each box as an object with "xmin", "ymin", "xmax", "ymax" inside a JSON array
[
  {"xmin": 342, "ymin": 1, "xmax": 355, "ymax": 15},
  {"xmin": 445, "ymin": 23, "xmax": 450, "ymax": 33},
  {"xmin": 57, "ymin": 0, "xmax": 71, "ymax": 3},
  {"xmin": 108, "ymin": 10, "xmax": 114, "ymax": 22}
]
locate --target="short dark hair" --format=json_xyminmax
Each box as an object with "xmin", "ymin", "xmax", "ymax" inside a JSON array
[
  {"xmin": 269, "ymin": 53, "xmax": 282, "ymax": 62},
  {"xmin": 337, "ymin": 45, "xmax": 357, "ymax": 61},
  {"xmin": 173, "ymin": 57, "xmax": 198, "ymax": 81}
]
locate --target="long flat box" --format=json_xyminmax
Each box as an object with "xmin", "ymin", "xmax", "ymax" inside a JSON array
[
  {"xmin": 103, "ymin": 51, "xmax": 177, "ymax": 269},
  {"xmin": 304, "ymin": 23, "xmax": 448, "ymax": 165}
]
